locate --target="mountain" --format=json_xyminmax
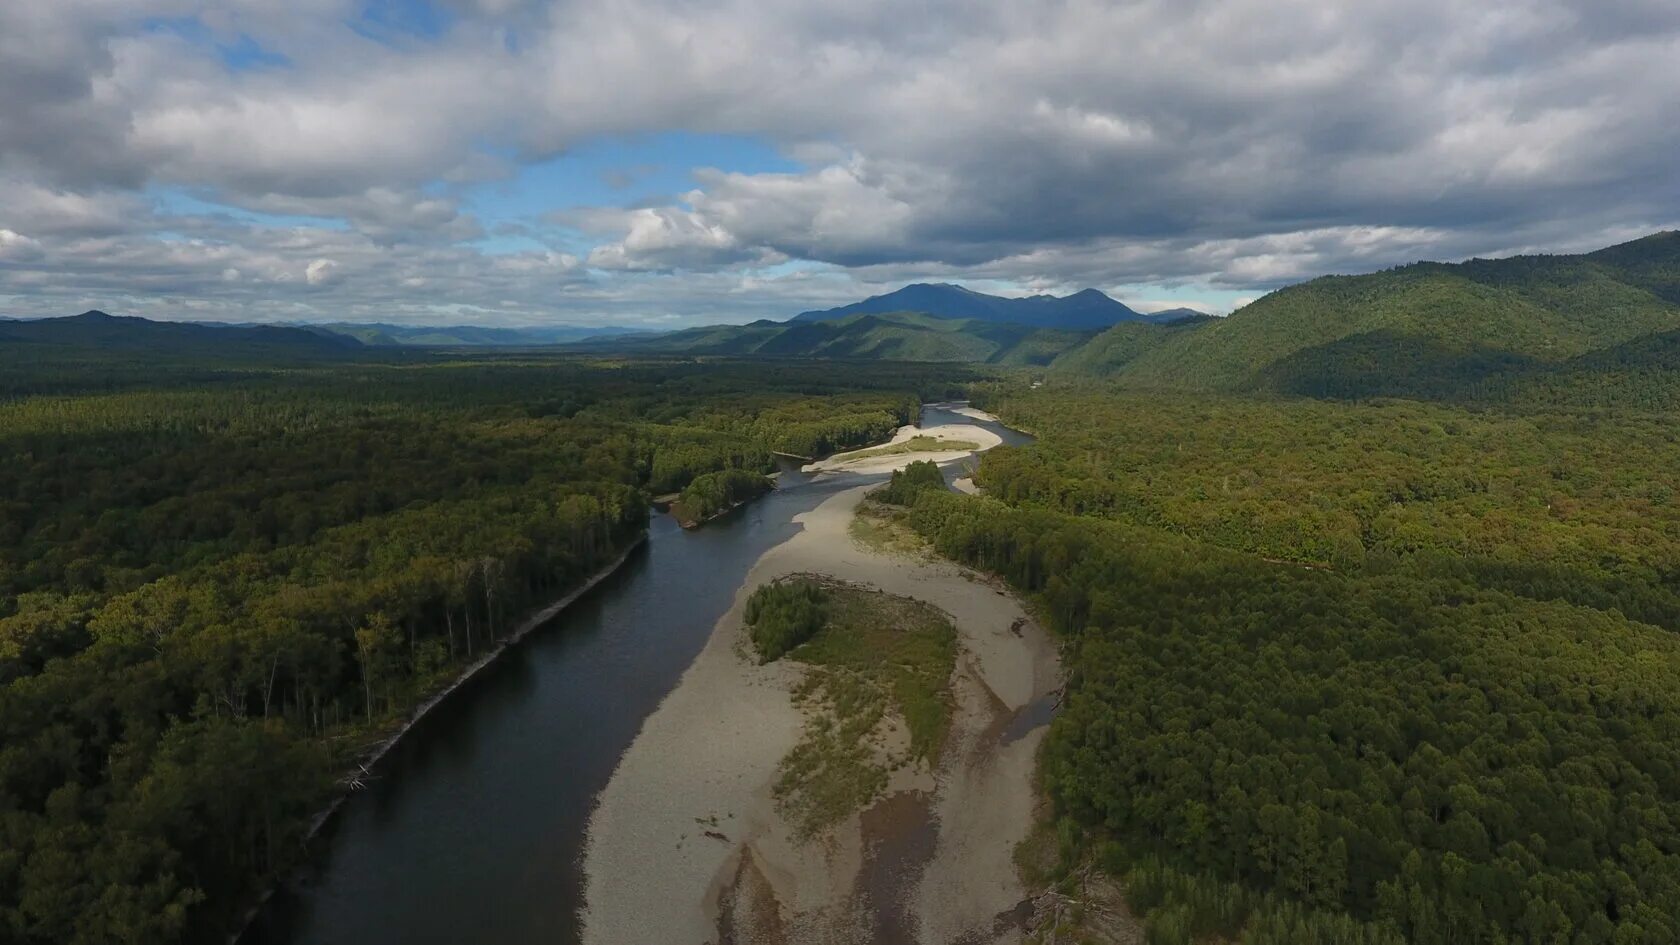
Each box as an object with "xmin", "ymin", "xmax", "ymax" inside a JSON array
[
  {"xmin": 0, "ymin": 310, "xmax": 363, "ymax": 356},
  {"xmin": 792, "ymin": 283, "xmax": 1148, "ymax": 330},
  {"xmin": 313, "ymin": 323, "xmax": 652, "ymax": 347},
  {"xmin": 1063, "ymin": 231, "xmax": 1680, "ymax": 395},
  {"xmin": 579, "ymin": 310, "xmax": 1094, "ymax": 364},
  {"xmin": 1048, "ymin": 315, "xmax": 1216, "ymax": 377},
  {"xmin": 1138, "ymin": 306, "xmax": 1212, "ymax": 323}
]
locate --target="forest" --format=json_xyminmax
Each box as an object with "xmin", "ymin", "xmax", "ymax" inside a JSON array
[
  {"xmin": 874, "ymin": 376, "xmax": 1680, "ymax": 943},
  {"xmin": 0, "ymin": 348, "xmax": 968, "ymax": 944},
  {"xmin": 8, "ymin": 282, "xmax": 1680, "ymax": 945}
]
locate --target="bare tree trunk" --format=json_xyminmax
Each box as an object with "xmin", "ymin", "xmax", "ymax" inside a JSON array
[
  {"xmin": 481, "ymin": 558, "xmax": 497, "ymax": 642},
  {"xmin": 359, "ymin": 649, "xmax": 374, "ymax": 723},
  {"xmin": 262, "ymin": 654, "xmax": 280, "ymax": 718}
]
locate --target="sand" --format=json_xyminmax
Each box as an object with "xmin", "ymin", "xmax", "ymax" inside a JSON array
[
  {"xmin": 937, "ymin": 403, "xmax": 1004, "ymax": 425},
  {"xmin": 580, "ymin": 485, "xmax": 1060, "ymax": 945},
  {"xmin": 802, "ymin": 421, "xmax": 1002, "ymax": 477}
]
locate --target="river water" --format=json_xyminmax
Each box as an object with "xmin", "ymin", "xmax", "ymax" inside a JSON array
[{"xmin": 246, "ymin": 405, "xmax": 1028, "ymax": 945}]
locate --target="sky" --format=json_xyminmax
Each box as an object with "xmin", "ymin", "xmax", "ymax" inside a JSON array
[{"xmin": 1, "ymin": 0, "xmax": 1677, "ymax": 328}]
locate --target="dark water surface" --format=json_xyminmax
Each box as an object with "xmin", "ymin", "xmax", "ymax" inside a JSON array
[{"xmin": 247, "ymin": 404, "xmax": 1028, "ymax": 945}]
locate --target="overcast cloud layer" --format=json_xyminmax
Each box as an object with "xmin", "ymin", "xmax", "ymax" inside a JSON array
[{"xmin": 2, "ymin": 0, "xmax": 1677, "ymax": 326}]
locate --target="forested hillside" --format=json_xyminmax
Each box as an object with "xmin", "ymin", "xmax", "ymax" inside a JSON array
[
  {"xmin": 873, "ymin": 383, "xmax": 1680, "ymax": 944},
  {"xmin": 565, "ymin": 233, "xmax": 1680, "ymax": 398},
  {"xmin": 580, "ymin": 310, "xmax": 1092, "ymax": 364},
  {"xmin": 1057, "ymin": 232, "xmax": 1680, "ymax": 401},
  {"xmin": 1048, "ymin": 316, "xmax": 1214, "ymax": 377},
  {"xmin": 0, "ymin": 348, "xmax": 959, "ymax": 944},
  {"xmin": 0, "ymin": 310, "xmax": 362, "ymax": 358},
  {"xmin": 313, "ymin": 322, "xmax": 647, "ymax": 347}
]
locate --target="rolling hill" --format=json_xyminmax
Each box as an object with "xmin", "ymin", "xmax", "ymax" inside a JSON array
[
  {"xmin": 791, "ymin": 283, "xmax": 1150, "ymax": 330},
  {"xmin": 581, "ymin": 310, "xmax": 1094, "ymax": 364},
  {"xmin": 313, "ymin": 323, "xmax": 649, "ymax": 346},
  {"xmin": 1048, "ymin": 316, "xmax": 1215, "ymax": 377},
  {"xmin": 0, "ymin": 310, "xmax": 363, "ymax": 356},
  {"xmin": 1066, "ymin": 231, "xmax": 1680, "ymax": 396}
]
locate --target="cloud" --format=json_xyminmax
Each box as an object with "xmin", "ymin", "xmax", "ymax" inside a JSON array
[
  {"xmin": 0, "ymin": 229, "xmax": 45, "ymax": 262},
  {"xmin": 0, "ymin": 0, "xmax": 1676, "ymax": 324},
  {"xmin": 559, "ymin": 0, "xmax": 1680, "ymax": 288},
  {"xmin": 304, "ymin": 258, "xmax": 339, "ymax": 286},
  {"xmin": 586, "ymin": 206, "xmax": 766, "ymax": 271}
]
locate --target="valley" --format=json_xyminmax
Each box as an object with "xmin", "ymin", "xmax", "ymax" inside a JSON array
[{"xmin": 4, "ymin": 231, "xmax": 1680, "ymax": 945}]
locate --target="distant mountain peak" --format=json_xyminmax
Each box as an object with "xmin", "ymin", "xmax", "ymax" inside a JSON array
[
  {"xmin": 74, "ymin": 309, "xmax": 115, "ymax": 320},
  {"xmin": 792, "ymin": 283, "xmax": 1144, "ymax": 330}
]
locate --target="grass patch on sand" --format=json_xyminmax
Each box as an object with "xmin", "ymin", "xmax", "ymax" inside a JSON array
[
  {"xmin": 768, "ymin": 578, "xmax": 957, "ymax": 837},
  {"xmin": 847, "ymin": 497, "xmax": 933, "ymax": 557},
  {"xmin": 841, "ymin": 434, "xmax": 979, "ymax": 460}
]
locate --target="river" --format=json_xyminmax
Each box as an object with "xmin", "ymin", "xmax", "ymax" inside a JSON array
[{"xmin": 245, "ymin": 405, "xmax": 1030, "ymax": 945}]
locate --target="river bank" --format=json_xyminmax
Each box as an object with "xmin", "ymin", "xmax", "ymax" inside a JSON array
[
  {"xmin": 580, "ymin": 482, "xmax": 1060, "ymax": 944},
  {"xmin": 936, "ymin": 403, "xmax": 1004, "ymax": 425},
  {"xmin": 233, "ymin": 534, "xmax": 647, "ymax": 943}
]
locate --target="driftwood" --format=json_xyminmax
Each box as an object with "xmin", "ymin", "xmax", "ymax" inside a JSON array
[
  {"xmin": 338, "ymin": 762, "xmax": 376, "ymax": 791},
  {"xmin": 1026, "ymin": 867, "xmax": 1141, "ymax": 945}
]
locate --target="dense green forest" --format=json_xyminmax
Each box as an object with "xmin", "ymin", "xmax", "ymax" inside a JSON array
[
  {"xmin": 0, "ymin": 346, "xmax": 966, "ymax": 944},
  {"xmin": 670, "ymin": 468, "xmax": 775, "ymax": 527},
  {"xmin": 876, "ymin": 377, "xmax": 1680, "ymax": 942},
  {"xmin": 744, "ymin": 578, "xmax": 830, "ymax": 663}
]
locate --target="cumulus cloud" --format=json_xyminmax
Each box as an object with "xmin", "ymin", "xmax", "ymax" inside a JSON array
[
  {"xmin": 587, "ymin": 207, "xmax": 765, "ymax": 271},
  {"xmin": 303, "ymin": 258, "xmax": 338, "ymax": 286},
  {"xmin": 0, "ymin": 0, "xmax": 1676, "ymax": 324},
  {"xmin": 0, "ymin": 229, "xmax": 45, "ymax": 262}
]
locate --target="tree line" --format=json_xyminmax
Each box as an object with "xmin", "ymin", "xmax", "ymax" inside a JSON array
[{"xmin": 671, "ymin": 468, "xmax": 775, "ymax": 527}]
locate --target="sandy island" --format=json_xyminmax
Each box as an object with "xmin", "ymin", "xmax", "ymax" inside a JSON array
[
  {"xmin": 582, "ymin": 436, "xmax": 1059, "ymax": 945},
  {"xmin": 933, "ymin": 403, "xmax": 1004, "ymax": 425},
  {"xmin": 802, "ymin": 422, "xmax": 1002, "ymax": 477}
]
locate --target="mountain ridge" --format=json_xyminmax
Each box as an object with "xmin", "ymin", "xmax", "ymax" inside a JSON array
[
  {"xmin": 1059, "ymin": 230, "xmax": 1680, "ymax": 404},
  {"xmin": 312, "ymin": 322, "xmax": 653, "ymax": 347},
  {"xmin": 792, "ymin": 282, "xmax": 1154, "ymax": 330},
  {"xmin": 0, "ymin": 310, "xmax": 364, "ymax": 355},
  {"xmin": 575, "ymin": 309, "xmax": 1093, "ymax": 364}
]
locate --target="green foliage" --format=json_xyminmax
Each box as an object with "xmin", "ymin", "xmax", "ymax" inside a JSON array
[
  {"xmin": 670, "ymin": 468, "xmax": 774, "ymax": 526},
  {"xmin": 893, "ymin": 383, "xmax": 1680, "ymax": 945},
  {"xmin": 874, "ymin": 459, "xmax": 947, "ymax": 505},
  {"xmin": 643, "ymin": 428, "xmax": 774, "ymax": 494},
  {"xmin": 974, "ymin": 390, "xmax": 1680, "ymax": 630},
  {"xmin": 1124, "ymin": 857, "xmax": 1405, "ymax": 945},
  {"xmin": 744, "ymin": 578, "xmax": 830, "ymax": 662},
  {"xmin": 1048, "ymin": 316, "xmax": 1214, "ymax": 378},
  {"xmin": 769, "ymin": 580, "xmax": 956, "ymax": 835}
]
